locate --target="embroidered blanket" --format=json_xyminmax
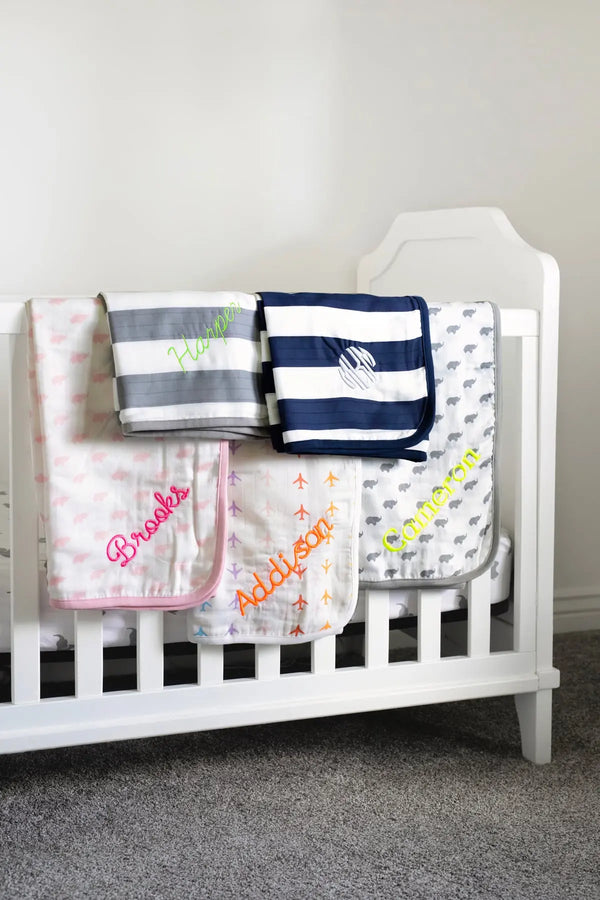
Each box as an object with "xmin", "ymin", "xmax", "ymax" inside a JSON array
[
  {"xmin": 358, "ymin": 301, "xmax": 500, "ymax": 587},
  {"xmin": 257, "ymin": 293, "xmax": 435, "ymax": 459},
  {"xmin": 101, "ymin": 292, "xmax": 268, "ymax": 439},
  {"xmin": 187, "ymin": 441, "xmax": 361, "ymax": 644},
  {"xmin": 27, "ymin": 298, "xmax": 228, "ymax": 610}
]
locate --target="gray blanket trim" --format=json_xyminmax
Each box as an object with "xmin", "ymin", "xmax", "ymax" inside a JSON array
[
  {"xmin": 123, "ymin": 417, "xmax": 269, "ymax": 437},
  {"xmin": 107, "ymin": 307, "xmax": 258, "ymax": 343},
  {"xmin": 116, "ymin": 369, "xmax": 263, "ymax": 409},
  {"xmin": 123, "ymin": 425, "xmax": 270, "ymax": 439},
  {"xmin": 359, "ymin": 302, "xmax": 502, "ymax": 590}
]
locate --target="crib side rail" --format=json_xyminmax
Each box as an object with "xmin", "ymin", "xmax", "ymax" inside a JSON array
[
  {"xmin": 7, "ymin": 315, "xmax": 41, "ymax": 703},
  {"xmin": 0, "ymin": 301, "xmax": 557, "ymax": 757},
  {"xmin": 0, "ymin": 300, "xmax": 27, "ymax": 336}
]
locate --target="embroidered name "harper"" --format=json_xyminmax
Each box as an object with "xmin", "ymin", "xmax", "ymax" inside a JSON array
[
  {"xmin": 106, "ymin": 485, "xmax": 190, "ymax": 567},
  {"xmin": 167, "ymin": 300, "xmax": 242, "ymax": 373}
]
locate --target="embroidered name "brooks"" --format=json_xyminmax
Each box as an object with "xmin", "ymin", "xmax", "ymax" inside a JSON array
[
  {"xmin": 167, "ymin": 300, "xmax": 242, "ymax": 373},
  {"xmin": 106, "ymin": 485, "xmax": 190, "ymax": 567},
  {"xmin": 237, "ymin": 515, "xmax": 334, "ymax": 616}
]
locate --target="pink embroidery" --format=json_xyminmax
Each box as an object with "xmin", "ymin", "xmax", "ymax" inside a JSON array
[{"xmin": 106, "ymin": 485, "xmax": 191, "ymax": 568}]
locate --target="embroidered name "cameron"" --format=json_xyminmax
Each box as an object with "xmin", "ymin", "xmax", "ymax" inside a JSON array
[
  {"xmin": 382, "ymin": 448, "xmax": 481, "ymax": 552},
  {"xmin": 106, "ymin": 485, "xmax": 190, "ymax": 567},
  {"xmin": 167, "ymin": 300, "xmax": 242, "ymax": 373},
  {"xmin": 237, "ymin": 515, "xmax": 334, "ymax": 616}
]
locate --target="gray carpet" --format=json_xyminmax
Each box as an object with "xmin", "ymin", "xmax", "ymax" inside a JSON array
[{"xmin": 1, "ymin": 631, "xmax": 599, "ymax": 900}]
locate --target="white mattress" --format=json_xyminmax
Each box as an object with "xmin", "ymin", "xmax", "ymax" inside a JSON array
[{"xmin": 0, "ymin": 490, "xmax": 512, "ymax": 652}]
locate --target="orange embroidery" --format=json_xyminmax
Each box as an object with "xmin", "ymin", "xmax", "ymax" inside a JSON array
[{"xmin": 237, "ymin": 515, "xmax": 334, "ymax": 616}]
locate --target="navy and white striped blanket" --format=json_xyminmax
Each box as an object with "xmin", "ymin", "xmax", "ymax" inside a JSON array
[
  {"xmin": 101, "ymin": 292, "xmax": 269, "ymax": 439},
  {"xmin": 258, "ymin": 292, "xmax": 435, "ymax": 459}
]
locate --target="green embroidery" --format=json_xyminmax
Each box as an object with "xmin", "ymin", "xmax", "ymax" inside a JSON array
[{"xmin": 167, "ymin": 300, "xmax": 242, "ymax": 373}]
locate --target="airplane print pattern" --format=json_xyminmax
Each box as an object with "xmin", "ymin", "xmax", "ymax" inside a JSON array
[{"xmin": 187, "ymin": 442, "xmax": 361, "ymax": 645}]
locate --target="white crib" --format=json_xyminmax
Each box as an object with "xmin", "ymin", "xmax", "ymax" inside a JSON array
[{"xmin": 0, "ymin": 207, "xmax": 560, "ymax": 761}]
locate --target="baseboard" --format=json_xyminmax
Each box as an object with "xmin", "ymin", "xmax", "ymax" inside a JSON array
[{"xmin": 554, "ymin": 589, "xmax": 600, "ymax": 634}]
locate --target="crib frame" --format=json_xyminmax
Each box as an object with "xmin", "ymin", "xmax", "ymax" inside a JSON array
[{"xmin": 0, "ymin": 207, "xmax": 560, "ymax": 761}]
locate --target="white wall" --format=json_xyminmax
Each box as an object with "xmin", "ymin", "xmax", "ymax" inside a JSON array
[{"xmin": 0, "ymin": 0, "xmax": 598, "ymax": 617}]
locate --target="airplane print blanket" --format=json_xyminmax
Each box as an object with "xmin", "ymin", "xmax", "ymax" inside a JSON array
[
  {"xmin": 187, "ymin": 441, "xmax": 361, "ymax": 644},
  {"xmin": 358, "ymin": 301, "xmax": 500, "ymax": 588},
  {"xmin": 27, "ymin": 298, "xmax": 227, "ymax": 610}
]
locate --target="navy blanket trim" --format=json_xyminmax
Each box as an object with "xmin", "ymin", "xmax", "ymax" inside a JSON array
[
  {"xmin": 277, "ymin": 441, "xmax": 427, "ymax": 461},
  {"xmin": 257, "ymin": 292, "xmax": 422, "ymax": 312}
]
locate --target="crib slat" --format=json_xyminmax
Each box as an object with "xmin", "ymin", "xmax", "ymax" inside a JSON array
[
  {"xmin": 467, "ymin": 571, "xmax": 491, "ymax": 657},
  {"xmin": 136, "ymin": 611, "xmax": 164, "ymax": 692},
  {"xmin": 418, "ymin": 589, "xmax": 442, "ymax": 662},
  {"xmin": 365, "ymin": 590, "xmax": 389, "ymax": 668},
  {"xmin": 9, "ymin": 333, "xmax": 40, "ymax": 704},
  {"xmin": 255, "ymin": 644, "xmax": 280, "ymax": 681},
  {"xmin": 514, "ymin": 336, "xmax": 538, "ymax": 652},
  {"xmin": 75, "ymin": 610, "xmax": 104, "ymax": 697},
  {"xmin": 311, "ymin": 634, "xmax": 336, "ymax": 674},
  {"xmin": 197, "ymin": 644, "xmax": 223, "ymax": 686}
]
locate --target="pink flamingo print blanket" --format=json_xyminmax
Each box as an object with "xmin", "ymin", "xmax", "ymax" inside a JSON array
[{"xmin": 27, "ymin": 298, "xmax": 228, "ymax": 610}]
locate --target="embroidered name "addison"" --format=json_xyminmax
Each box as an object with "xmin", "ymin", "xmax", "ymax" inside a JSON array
[
  {"xmin": 167, "ymin": 300, "xmax": 242, "ymax": 373},
  {"xmin": 237, "ymin": 515, "xmax": 334, "ymax": 616},
  {"xmin": 106, "ymin": 485, "xmax": 190, "ymax": 567}
]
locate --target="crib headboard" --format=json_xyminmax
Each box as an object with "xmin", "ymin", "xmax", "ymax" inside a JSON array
[
  {"xmin": 357, "ymin": 207, "xmax": 560, "ymax": 659},
  {"xmin": 356, "ymin": 206, "xmax": 558, "ymax": 315}
]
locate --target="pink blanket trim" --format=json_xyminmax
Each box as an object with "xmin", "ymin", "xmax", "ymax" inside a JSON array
[{"xmin": 50, "ymin": 442, "xmax": 229, "ymax": 611}]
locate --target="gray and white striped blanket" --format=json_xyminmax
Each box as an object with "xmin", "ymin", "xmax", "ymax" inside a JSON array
[{"xmin": 101, "ymin": 292, "xmax": 269, "ymax": 439}]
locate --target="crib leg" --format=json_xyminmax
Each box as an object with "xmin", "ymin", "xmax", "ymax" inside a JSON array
[{"xmin": 514, "ymin": 689, "xmax": 553, "ymax": 764}]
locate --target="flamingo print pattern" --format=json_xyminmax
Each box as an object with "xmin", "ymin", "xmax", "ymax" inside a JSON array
[{"xmin": 27, "ymin": 298, "xmax": 226, "ymax": 610}]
